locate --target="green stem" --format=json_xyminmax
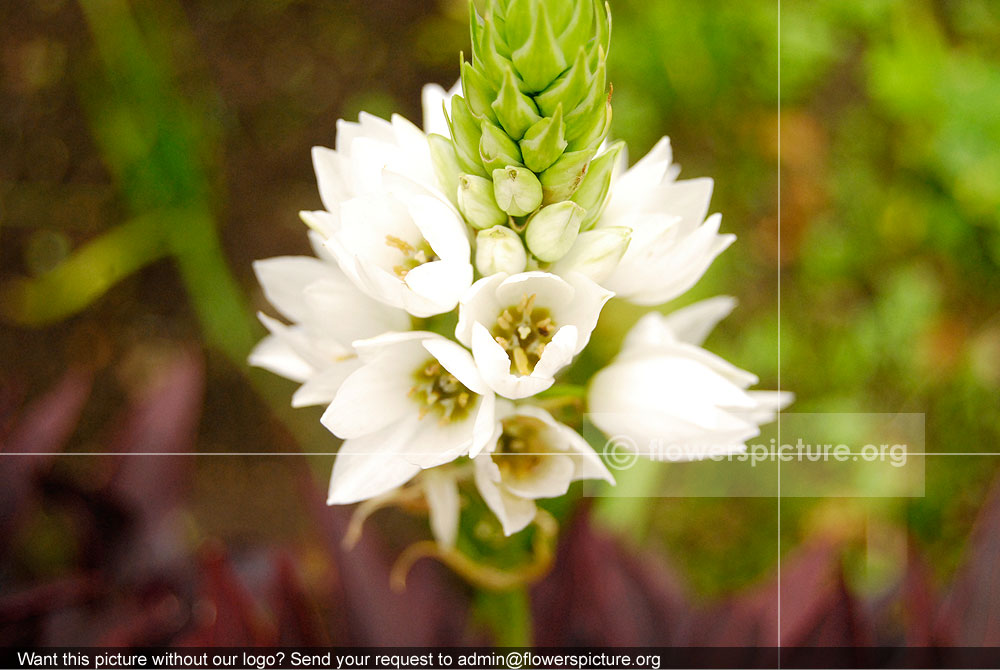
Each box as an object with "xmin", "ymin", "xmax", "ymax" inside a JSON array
[
  {"xmin": 535, "ymin": 382, "xmax": 587, "ymax": 399},
  {"xmin": 0, "ymin": 214, "xmax": 168, "ymax": 327},
  {"xmin": 474, "ymin": 587, "xmax": 533, "ymax": 647},
  {"xmin": 165, "ymin": 208, "xmax": 257, "ymax": 363}
]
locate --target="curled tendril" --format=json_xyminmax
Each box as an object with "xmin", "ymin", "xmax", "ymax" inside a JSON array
[
  {"xmin": 342, "ymin": 485, "xmax": 428, "ymax": 550},
  {"xmin": 389, "ymin": 509, "xmax": 558, "ymax": 592}
]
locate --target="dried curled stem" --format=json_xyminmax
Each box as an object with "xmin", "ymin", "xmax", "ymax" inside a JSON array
[{"xmin": 389, "ymin": 509, "xmax": 558, "ymax": 592}]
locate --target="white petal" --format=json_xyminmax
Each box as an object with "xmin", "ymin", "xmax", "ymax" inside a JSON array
[
  {"xmin": 550, "ymin": 272, "xmax": 613, "ymax": 353},
  {"xmin": 404, "ymin": 260, "xmax": 470, "ymax": 314},
  {"xmin": 474, "ymin": 455, "xmax": 538, "ymax": 536},
  {"xmin": 531, "ymin": 325, "xmax": 578, "ymax": 378},
  {"xmin": 352, "ymin": 330, "xmax": 438, "ymax": 361},
  {"xmin": 456, "ymin": 274, "xmax": 507, "ymax": 346},
  {"xmin": 472, "ymin": 323, "xmax": 554, "ymax": 399},
  {"xmin": 291, "ymin": 362, "xmax": 360, "ymax": 408},
  {"xmin": 321, "ymin": 363, "xmax": 414, "ymax": 438},
  {"xmin": 255, "ymin": 312, "xmax": 330, "ymax": 372},
  {"xmin": 603, "ymin": 137, "xmax": 673, "ymax": 222},
  {"xmin": 327, "ymin": 426, "xmax": 421, "ymax": 505},
  {"xmin": 421, "ymin": 338, "xmax": 488, "ymax": 395},
  {"xmin": 301, "ymin": 210, "xmax": 340, "ymax": 240},
  {"xmin": 608, "ymin": 214, "xmax": 735, "ymax": 306},
  {"xmin": 663, "ymin": 295, "xmax": 737, "ymax": 346},
  {"xmin": 405, "ymin": 193, "xmax": 470, "ymax": 262},
  {"xmin": 737, "ymin": 390, "xmax": 794, "ymax": 425},
  {"xmin": 495, "ymin": 271, "xmax": 574, "ymax": 310},
  {"xmin": 470, "ymin": 391, "xmax": 499, "ymax": 458},
  {"xmin": 646, "ymin": 178, "xmax": 714, "ymax": 232},
  {"xmin": 557, "ymin": 423, "xmax": 615, "ymax": 484},
  {"xmin": 253, "ymin": 256, "xmax": 338, "ymax": 323},
  {"xmin": 335, "ymin": 113, "xmax": 395, "ymax": 153},
  {"xmin": 423, "ymin": 468, "xmax": 460, "ymax": 548},
  {"xmin": 501, "ymin": 454, "xmax": 575, "ymax": 499},
  {"xmin": 308, "ymin": 229, "xmax": 339, "ymax": 263},
  {"xmin": 303, "ymin": 279, "xmax": 410, "ymax": 345},
  {"xmin": 422, "ymin": 82, "xmax": 456, "ymax": 137},
  {"xmin": 312, "ymin": 147, "xmax": 350, "ymax": 211},
  {"xmin": 248, "ymin": 334, "xmax": 313, "ymax": 383},
  {"xmin": 402, "ymin": 412, "xmax": 478, "ymax": 468}
]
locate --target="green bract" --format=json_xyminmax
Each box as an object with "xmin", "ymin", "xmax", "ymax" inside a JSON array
[{"xmin": 438, "ymin": 0, "xmax": 613, "ymax": 266}]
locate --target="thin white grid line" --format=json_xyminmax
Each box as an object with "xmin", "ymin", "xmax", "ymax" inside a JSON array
[{"xmin": 0, "ymin": 452, "xmax": 981, "ymax": 456}]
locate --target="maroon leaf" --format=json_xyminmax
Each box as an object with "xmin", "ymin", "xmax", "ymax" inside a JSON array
[
  {"xmin": 0, "ymin": 369, "xmax": 93, "ymax": 544},
  {"xmin": 176, "ymin": 542, "xmax": 277, "ymax": 646},
  {"xmin": 531, "ymin": 507, "xmax": 689, "ymax": 646},
  {"xmin": 268, "ymin": 551, "xmax": 332, "ymax": 646},
  {"xmin": 936, "ymin": 474, "xmax": 1000, "ymax": 646}
]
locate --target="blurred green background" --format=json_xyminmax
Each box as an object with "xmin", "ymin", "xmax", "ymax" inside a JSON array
[{"xmin": 2, "ymin": 0, "xmax": 999, "ymax": 610}]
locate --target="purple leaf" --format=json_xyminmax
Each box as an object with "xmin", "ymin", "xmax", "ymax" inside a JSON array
[
  {"xmin": 936, "ymin": 475, "xmax": 1000, "ymax": 645},
  {"xmin": 0, "ymin": 369, "xmax": 93, "ymax": 544},
  {"xmin": 531, "ymin": 508, "xmax": 689, "ymax": 646}
]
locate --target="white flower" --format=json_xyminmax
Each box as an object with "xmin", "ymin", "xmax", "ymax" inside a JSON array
[
  {"xmin": 567, "ymin": 137, "xmax": 735, "ymax": 305},
  {"xmin": 421, "ymin": 81, "xmax": 460, "ymax": 139},
  {"xmin": 310, "ymin": 87, "xmax": 450, "ymax": 209},
  {"xmin": 588, "ymin": 297, "xmax": 792, "ymax": 460},
  {"xmin": 302, "ymin": 84, "xmax": 473, "ymax": 318},
  {"xmin": 249, "ymin": 233, "xmax": 409, "ymax": 408},
  {"xmin": 474, "ymin": 403, "xmax": 613, "ymax": 536},
  {"xmin": 311, "ymin": 187, "xmax": 473, "ymax": 318},
  {"xmin": 456, "ymin": 271, "xmax": 613, "ymax": 400},
  {"xmin": 323, "ymin": 331, "xmax": 498, "ymax": 505}
]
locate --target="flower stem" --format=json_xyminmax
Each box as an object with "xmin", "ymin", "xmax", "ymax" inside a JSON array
[{"xmin": 474, "ymin": 587, "xmax": 533, "ymax": 647}]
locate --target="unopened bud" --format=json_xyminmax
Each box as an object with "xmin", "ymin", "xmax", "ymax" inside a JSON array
[
  {"xmin": 476, "ymin": 226, "xmax": 528, "ymax": 276},
  {"xmin": 571, "ymin": 140, "xmax": 624, "ymax": 231},
  {"xmin": 458, "ymin": 174, "xmax": 508, "ymax": 230},
  {"xmin": 539, "ymin": 149, "xmax": 591, "ymax": 204},
  {"xmin": 428, "ymin": 134, "xmax": 464, "ymax": 208},
  {"xmin": 480, "ymin": 123, "xmax": 523, "ymax": 173},
  {"xmin": 524, "ymin": 201, "xmax": 584, "ymax": 262},
  {"xmin": 551, "ymin": 226, "xmax": 631, "ymax": 283},
  {"xmin": 520, "ymin": 103, "xmax": 567, "ymax": 173},
  {"xmin": 492, "ymin": 166, "xmax": 543, "ymax": 217}
]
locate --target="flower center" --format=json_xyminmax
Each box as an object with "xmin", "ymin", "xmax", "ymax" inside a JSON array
[
  {"xmin": 385, "ymin": 235, "xmax": 438, "ymax": 279},
  {"xmin": 409, "ymin": 358, "xmax": 474, "ymax": 424},
  {"xmin": 495, "ymin": 416, "xmax": 548, "ymax": 478},
  {"xmin": 490, "ymin": 293, "xmax": 556, "ymax": 376}
]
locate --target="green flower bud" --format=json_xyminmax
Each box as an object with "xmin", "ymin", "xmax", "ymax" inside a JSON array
[
  {"xmin": 525, "ymin": 200, "xmax": 584, "ymax": 262},
  {"xmin": 510, "ymin": 1, "xmax": 567, "ymax": 93},
  {"xmin": 493, "ymin": 166, "xmax": 543, "ymax": 217},
  {"xmin": 480, "ymin": 122, "xmax": 523, "ymax": 173},
  {"xmin": 535, "ymin": 46, "xmax": 590, "ymax": 117},
  {"xmin": 550, "ymin": 226, "xmax": 630, "ymax": 283},
  {"xmin": 539, "ymin": 149, "xmax": 591, "ymax": 204},
  {"xmin": 447, "ymin": 96, "xmax": 487, "ymax": 177},
  {"xmin": 447, "ymin": 0, "xmax": 612, "ymax": 204},
  {"xmin": 520, "ymin": 103, "xmax": 567, "ymax": 173},
  {"xmin": 476, "ymin": 225, "xmax": 528, "ymax": 276},
  {"xmin": 571, "ymin": 140, "xmax": 624, "ymax": 230},
  {"xmin": 428, "ymin": 134, "xmax": 464, "ymax": 208},
  {"xmin": 458, "ymin": 174, "xmax": 508, "ymax": 230},
  {"xmin": 492, "ymin": 66, "xmax": 542, "ymax": 140},
  {"xmin": 461, "ymin": 59, "xmax": 499, "ymax": 124}
]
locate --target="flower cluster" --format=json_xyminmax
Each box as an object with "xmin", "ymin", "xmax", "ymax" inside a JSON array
[{"xmin": 251, "ymin": 0, "xmax": 789, "ymax": 571}]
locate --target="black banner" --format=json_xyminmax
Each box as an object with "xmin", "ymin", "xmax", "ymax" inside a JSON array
[{"xmin": 3, "ymin": 647, "xmax": 1000, "ymax": 670}]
